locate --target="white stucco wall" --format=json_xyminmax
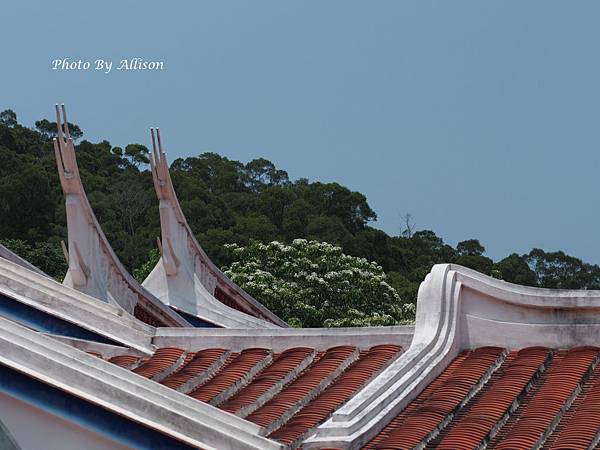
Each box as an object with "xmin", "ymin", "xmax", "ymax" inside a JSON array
[{"xmin": 0, "ymin": 392, "xmax": 132, "ymax": 450}]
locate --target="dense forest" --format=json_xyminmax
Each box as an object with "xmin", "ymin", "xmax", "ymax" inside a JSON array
[{"xmin": 2, "ymin": 107, "xmax": 600, "ymax": 313}]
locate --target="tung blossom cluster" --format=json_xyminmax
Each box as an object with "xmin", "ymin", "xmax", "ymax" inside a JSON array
[{"xmin": 224, "ymin": 239, "xmax": 415, "ymax": 328}]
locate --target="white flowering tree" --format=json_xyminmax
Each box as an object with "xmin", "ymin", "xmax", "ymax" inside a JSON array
[{"xmin": 224, "ymin": 239, "xmax": 415, "ymax": 327}]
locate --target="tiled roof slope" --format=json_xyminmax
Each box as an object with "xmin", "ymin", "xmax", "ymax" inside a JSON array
[
  {"xmin": 363, "ymin": 345, "xmax": 600, "ymax": 450},
  {"xmin": 304, "ymin": 265, "xmax": 600, "ymax": 449},
  {"xmin": 100, "ymin": 343, "xmax": 402, "ymax": 448}
]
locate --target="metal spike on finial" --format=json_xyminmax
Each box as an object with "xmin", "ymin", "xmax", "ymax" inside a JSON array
[
  {"xmin": 156, "ymin": 128, "xmax": 164, "ymax": 155},
  {"xmin": 55, "ymin": 104, "xmax": 64, "ymax": 142},
  {"xmin": 150, "ymin": 127, "xmax": 160, "ymax": 165},
  {"xmin": 60, "ymin": 240, "xmax": 69, "ymax": 264},
  {"xmin": 156, "ymin": 237, "xmax": 164, "ymax": 257},
  {"xmin": 61, "ymin": 104, "xmax": 70, "ymax": 138}
]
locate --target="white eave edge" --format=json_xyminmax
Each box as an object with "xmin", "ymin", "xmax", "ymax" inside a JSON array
[
  {"xmin": 0, "ymin": 315, "xmax": 283, "ymax": 450},
  {"xmin": 0, "ymin": 256, "xmax": 155, "ymax": 354}
]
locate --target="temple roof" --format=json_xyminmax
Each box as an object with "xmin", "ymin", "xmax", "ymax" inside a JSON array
[
  {"xmin": 3, "ymin": 105, "xmax": 600, "ymax": 449},
  {"xmin": 103, "ymin": 343, "xmax": 403, "ymax": 448},
  {"xmin": 6, "ymin": 258, "xmax": 600, "ymax": 449},
  {"xmin": 363, "ymin": 345, "xmax": 600, "ymax": 449}
]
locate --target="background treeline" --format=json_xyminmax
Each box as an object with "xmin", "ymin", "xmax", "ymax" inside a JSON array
[{"xmin": 2, "ymin": 108, "xmax": 600, "ymax": 309}]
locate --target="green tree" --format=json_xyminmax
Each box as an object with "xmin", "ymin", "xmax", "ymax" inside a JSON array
[
  {"xmin": 243, "ymin": 158, "xmax": 290, "ymax": 192},
  {"xmin": 0, "ymin": 239, "xmax": 67, "ymax": 280},
  {"xmin": 0, "ymin": 110, "xmax": 17, "ymax": 127},
  {"xmin": 457, "ymin": 239, "xmax": 485, "ymax": 256},
  {"xmin": 525, "ymin": 248, "xmax": 600, "ymax": 289},
  {"xmin": 124, "ymin": 144, "xmax": 150, "ymax": 167},
  {"xmin": 5, "ymin": 105, "xmax": 600, "ymax": 329},
  {"xmin": 133, "ymin": 248, "xmax": 160, "ymax": 282},
  {"xmin": 35, "ymin": 119, "xmax": 83, "ymax": 141},
  {"xmin": 0, "ymin": 166, "xmax": 55, "ymax": 240},
  {"xmin": 455, "ymin": 239, "xmax": 493, "ymax": 275},
  {"xmin": 493, "ymin": 253, "xmax": 537, "ymax": 286},
  {"xmin": 454, "ymin": 254, "xmax": 494, "ymax": 275},
  {"xmin": 386, "ymin": 271, "xmax": 420, "ymax": 308},
  {"xmin": 224, "ymin": 239, "xmax": 414, "ymax": 327}
]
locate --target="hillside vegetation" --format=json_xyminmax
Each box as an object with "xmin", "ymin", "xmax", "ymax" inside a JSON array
[{"xmin": 2, "ymin": 108, "xmax": 600, "ymax": 326}]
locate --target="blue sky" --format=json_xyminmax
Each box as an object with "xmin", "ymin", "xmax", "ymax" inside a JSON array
[{"xmin": 2, "ymin": 1, "xmax": 600, "ymax": 263}]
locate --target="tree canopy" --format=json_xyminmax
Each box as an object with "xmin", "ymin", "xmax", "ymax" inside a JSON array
[
  {"xmin": 224, "ymin": 239, "xmax": 414, "ymax": 327},
  {"xmin": 2, "ymin": 107, "xmax": 600, "ymax": 326}
]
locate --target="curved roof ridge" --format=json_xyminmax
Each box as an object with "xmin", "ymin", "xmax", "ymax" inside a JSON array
[
  {"xmin": 305, "ymin": 263, "xmax": 600, "ymax": 449},
  {"xmin": 52, "ymin": 104, "xmax": 190, "ymax": 328},
  {"xmin": 142, "ymin": 126, "xmax": 287, "ymax": 328}
]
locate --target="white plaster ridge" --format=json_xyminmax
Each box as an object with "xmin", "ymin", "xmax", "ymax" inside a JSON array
[
  {"xmin": 44, "ymin": 335, "xmax": 147, "ymax": 359},
  {"xmin": 236, "ymin": 350, "xmax": 318, "ymax": 418},
  {"xmin": 178, "ymin": 351, "xmax": 232, "ymax": 394},
  {"xmin": 305, "ymin": 263, "xmax": 600, "ymax": 449},
  {"xmin": 0, "ymin": 316, "xmax": 284, "ymax": 450},
  {"xmin": 153, "ymin": 325, "xmax": 414, "ymax": 352},
  {"xmin": 152, "ymin": 351, "xmax": 189, "ymax": 382},
  {"xmin": 52, "ymin": 105, "xmax": 189, "ymax": 328},
  {"xmin": 0, "ymin": 256, "xmax": 155, "ymax": 354},
  {"xmin": 142, "ymin": 127, "xmax": 287, "ymax": 328},
  {"xmin": 415, "ymin": 349, "xmax": 508, "ymax": 449},
  {"xmin": 532, "ymin": 350, "xmax": 600, "ymax": 449},
  {"xmin": 0, "ymin": 244, "xmax": 49, "ymax": 278},
  {"xmin": 143, "ymin": 261, "xmax": 279, "ymax": 328},
  {"xmin": 307, "ymin": 265, "xmax": 462, "ymax": 449},
  {"xmin": 211, "ymin": 351, "xmax": 275, "ymax": 407},
  {"xmin": 265, "ymin": 348, "xmax": 361, "ymax": 436}
]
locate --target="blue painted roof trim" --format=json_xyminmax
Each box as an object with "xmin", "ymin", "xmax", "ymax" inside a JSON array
[
  {"xmin": 170, "ymin": 306, "xmax": 219, "ymax": 328},
  {"xmin": 0, "ymin": 293, "xmax": 124, "ymax": 346},
  {"xmin": 0, "ymin": 365, "xmax": 198, "ymax": 450}
]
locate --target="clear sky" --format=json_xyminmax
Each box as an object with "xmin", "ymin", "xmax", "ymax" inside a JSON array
[{"xmin": 2, "ymin": 1, "xmax": 600, "ymax": 263}]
